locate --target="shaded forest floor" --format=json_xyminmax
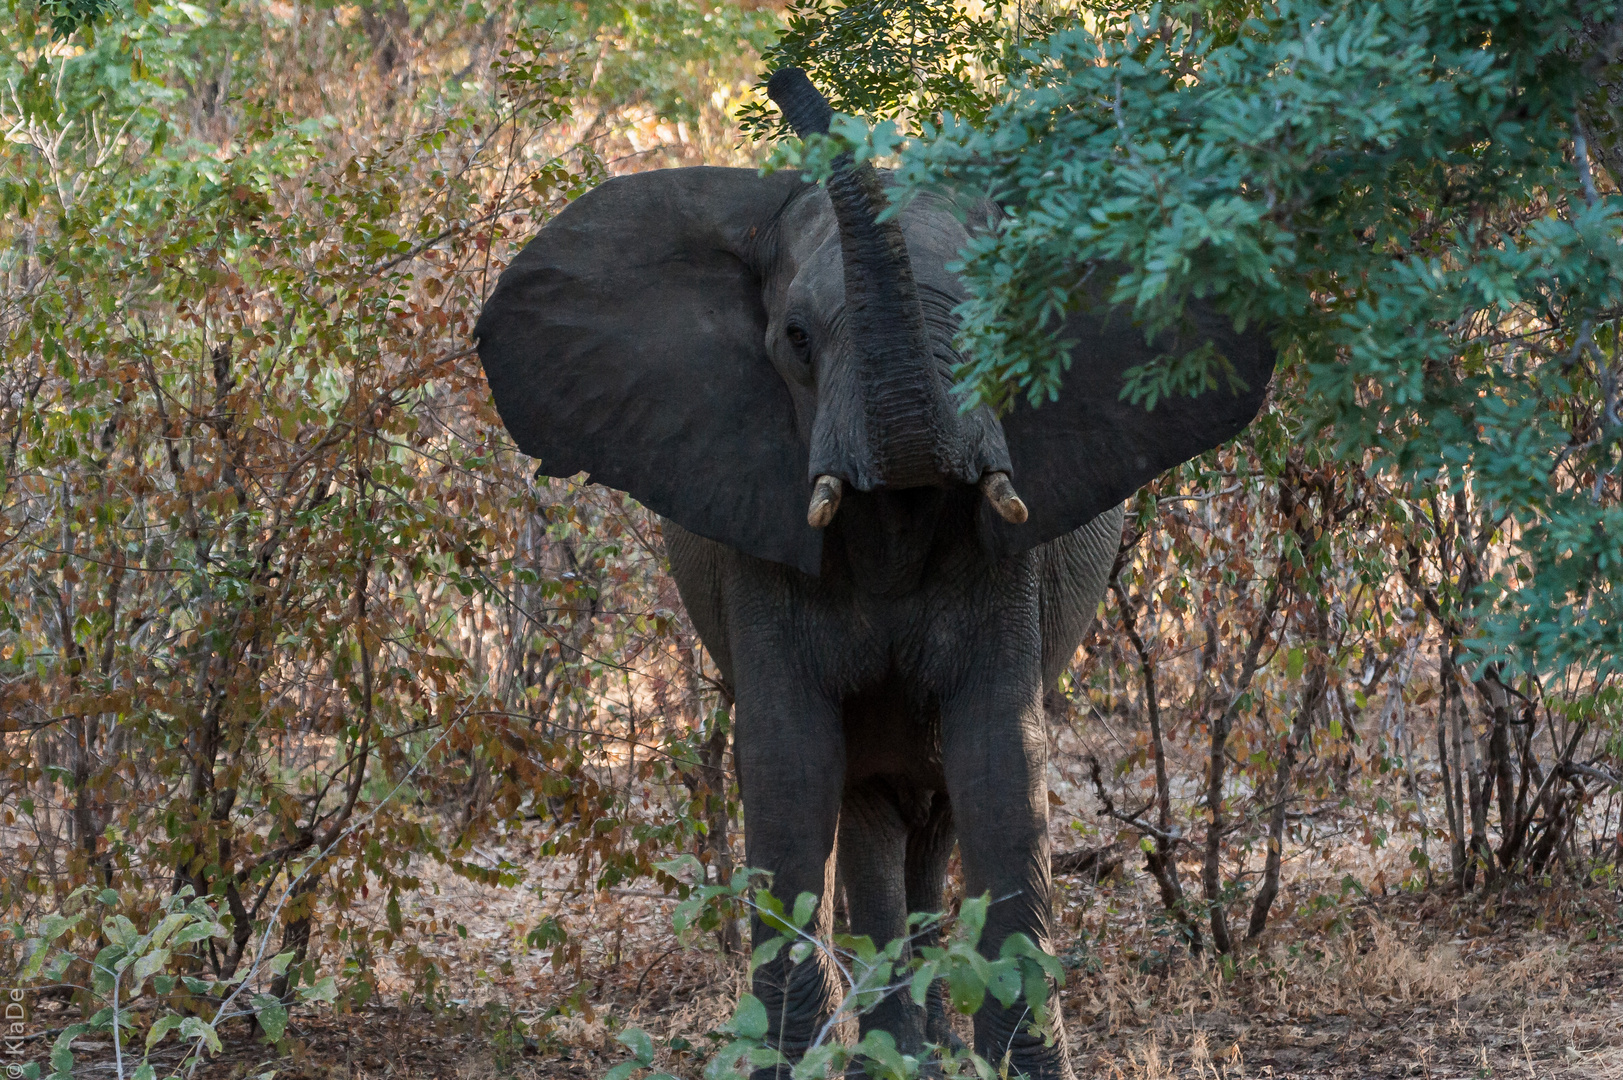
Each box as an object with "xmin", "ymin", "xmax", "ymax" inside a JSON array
[{"xmin": 40, "ymin": 832, "xmax": 1623, "ymax": 1080}]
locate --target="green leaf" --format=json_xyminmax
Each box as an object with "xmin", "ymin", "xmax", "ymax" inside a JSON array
[
  {"xmin": 146, "ymin": 1014, "xmax": 184, "ymax": 1050},
  {"xmin": 746, "ymin": 1045, "xmax": 787, "ymax": 1072},
  {"xmin": 749, "ymin": 935, "xmax": 787, "ymax": 974},
  {"xmin": 104, "ymin": 915, "xmax": 139, "ymax": 948},
  {"xmin": 44, "ymin": 952, "xmax": 76, "ymax": 982},
  {"xmin": 172, "ymin": 922, "xmax": 224, "ymax": 945},
  {"xmin": 909, "ymin": 964, "xmax": 937, "ymax": 1007},
  {"xmin": 754, "ymin": 889, "xmax": 790, "ymax": 933},
  {"xmin": 19, "ymin": 940, "xmax": 51, "ymax": 980},
  {"xmin": 179, "ymin": 1015, "xmax": 223, "ymax": 1054},
  {"xmin": 616, "ymin": 1027, "xmax": 655, "ymax": 1065},
  {"xmin": 956, "ymin": 895, "xmax": 988, "ymax": 945},
  {"xmin": 1021, "ymin": 962, "xmax": 1051, "ymax": 1025},
  {"xmin": 91, "ymin": 945, "xmax": 126, "ymax": 993},
  {"xmin": 130, "ymin": 947, "xmax": 171, "ymax": 986},
  {"xmin": 986, "ymin": 959, "xmax": 1022, "ymax": 1008},
  {"xmin": 790, "ymin": 892, "xmax": 817, "ymax": 930},
  {"xmin": 653, "ymin": 854, "xmax": 705, "ymax": 884},
  {"xmin": 40, "ymin": 913, "xmax": 80, "ymax": 942},
  {"xmin": 252, "ymin": 994, "xmax": 289, "ymax": 1042},
  {"xmin": 146, "ymin": 913, "xmax": 190, "ymax": 951},
  {"xmin": 946, "ymin": 964, "xmax": 985, "ymax": 1016},
  {"xmin": 729, "ymin": 994, "xmax": 769, "ymax": 1041},
  {"xmin": 792, "ymin": 1043, "xmax": 845, "ymax": 1080},
  {"xmin": 670, "ymin": 897, "xmax": 702, "ymax": 935},
  {"xmin": 838, "ymin": 933, "xmax": 877, "ymax": 963},
  {"xmin": 50, "ymin": 1025, "xmax": 89, "ymax": 1078},
  {"xmin": 297, "ymin": 976, "xmax": 338, "ymax": 1003},
  {"xmin": 851, "ymin": 1030, "xmax": 908, "ymax": 1080},
  {"xmin": 1000, "ymin": 934, "xmax": 1064, "ymax": 983}
]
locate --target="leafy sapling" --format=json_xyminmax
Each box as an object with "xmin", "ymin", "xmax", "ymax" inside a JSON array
[
  {"xmin": 610, "ymin": 871, "xmax": 1065, "ymax": 1080},
  {"xmin": 11, "ymin": 886, "xmax": 338, "ymax": 1080}
]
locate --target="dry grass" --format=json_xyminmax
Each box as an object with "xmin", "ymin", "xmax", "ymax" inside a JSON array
[
  {"xmin": 29, "ymin": 812, "xmax": 1621, "ymax": 1080},
  {"xmin": 1056, "ymin": 881, "xmax": 1622, "ymax": 1079},
  {"xmin": 136, "ymin": 839, "xmax": 1611, "ymax": 1080}
]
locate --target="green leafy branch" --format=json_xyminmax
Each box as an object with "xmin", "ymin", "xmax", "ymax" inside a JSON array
[
  {"xmin": 611, "ymin": 867, "xmax": 1064, "ymax": 1080},
  {"xmin": 10, "ymin": 886, "xmax": 336, "ymax": 1080}
]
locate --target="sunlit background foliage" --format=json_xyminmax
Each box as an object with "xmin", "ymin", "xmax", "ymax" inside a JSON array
[
  {"xmin": 1, "ymin": 0, "xmax": 1620, "ymax": 1067},
  {"xmin": 775, "ymin": 0, "xmax": 1623, "ymax": 941},
  {"xmin": 0, "ymin": 0, "xmax": 765, "ymax": 1015}
]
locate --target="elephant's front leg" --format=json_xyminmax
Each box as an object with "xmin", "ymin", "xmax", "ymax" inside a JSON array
[
  {"xmin": 937, "ymin": 582, "xmax": 1072, "ymax": 1079},
  {"xmin": 731, "ymin": 619, "xmax": 846, "ymax": 1078}
]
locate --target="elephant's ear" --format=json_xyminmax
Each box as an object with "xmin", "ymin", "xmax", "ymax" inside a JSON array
[
  {"xmin": 476, "ymin": 167, "xmax": 824, "ymax": 574},
  {"xmin": 986, "ymin": 294, "xmax": 1277, "ymax": 556}
]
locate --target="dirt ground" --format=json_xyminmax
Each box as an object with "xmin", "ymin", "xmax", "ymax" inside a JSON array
[{"xmin": 37, "ymin": 837, "xmax": 1623, "ymax": 1080}]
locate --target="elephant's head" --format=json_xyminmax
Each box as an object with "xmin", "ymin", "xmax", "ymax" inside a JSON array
[{"xmin": 475, "ymin": 71, "xmax": 1275, "ymax": 577}]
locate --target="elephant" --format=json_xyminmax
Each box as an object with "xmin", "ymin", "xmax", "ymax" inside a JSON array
[{"xmin": 474, "ymin": 69, "xmax": 1274, "ymax": 1079}]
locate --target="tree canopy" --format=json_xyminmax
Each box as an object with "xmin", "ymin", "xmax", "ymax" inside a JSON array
[{"xmin": 780, "ymin": 1, "xmax": 1622, "ymax": 679}]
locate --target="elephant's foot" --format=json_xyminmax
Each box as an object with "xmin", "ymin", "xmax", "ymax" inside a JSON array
[
  {"xmin": 842, "ymin": 981, "xmax": 965, "ymax": 1079},
  {"xmin": 973, "ymin": 999, "xmax": 1073, "ymax": 1080},
  {"xmin": 748, "ymin": 952, "xmax": 843, "ymax": 1080}
]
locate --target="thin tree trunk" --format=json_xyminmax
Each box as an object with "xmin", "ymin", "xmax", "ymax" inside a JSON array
[
  {"xmin": 275, "ymin": 531, "xmax": 376, "ymax": 994},
  {"xmin": 1110, "ymin": 570, "xmax": 1202, "ymax": 956},
  {"xmin": 1500, "ymin": 691, "xmax": 1540, "ymax": 870},
  {"xmin": 1437, "ymin": 644, "xmax": 1467, "ymax": 889},
  {"xmin": 702, "ymin": 710, "xmax": 739, "ymax": 953},
  {"xmin": 1202, "ymin": 704, "xmax": 1233, "ymax": 956},
  {"xmin": 1203, "ymin": 584, "xmax": 1280, "ymax": 954},
  {"xmin": 268, "ymin": 876, "xmax": 319, "ymax": 1002},
  {"xmin": 1390, "ymin": 647, "xmax": 1432, "ymax": 882},
  {"xmin": 669, "ymin": 611, "xmax": 739, "ymax": 955},
  {"xmin": 1459, "ymin": 678, "xmax": 1491, "ymax": 888},
  {"xmin": 1476, "ymin": 670, "xmax": 1519, "ymax": 872},
  {"xmin": 1247, "ymin": 655, "xmax": 1327, "ymax": 940}
]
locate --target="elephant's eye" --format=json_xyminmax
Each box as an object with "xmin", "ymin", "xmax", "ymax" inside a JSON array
[{"xmin": 785, "ymin": 324, "xmax": 809, "ymax": 351}]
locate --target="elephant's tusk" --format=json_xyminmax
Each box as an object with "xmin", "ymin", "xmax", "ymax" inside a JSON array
[
  {"xmin": 807, "ymin": 475, "xmax": 843, "ymax": 528},
  {"xmin": 980, "ymin": 471, "xmax": 1029, "ymax": 524}
]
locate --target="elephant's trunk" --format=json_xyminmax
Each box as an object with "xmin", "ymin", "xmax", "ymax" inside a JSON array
[{"xmin": 768, "ymin": 68, "xmax": 953, "ymax": 491}]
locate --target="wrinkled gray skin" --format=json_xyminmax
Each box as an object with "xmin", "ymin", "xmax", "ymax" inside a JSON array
[
  {"xmin": 474, "ymin": 71, "xmax": 1273, "ymax": 1080},
  {"xmin": 660, "ymin": 174, "xmax": 1123, "ymax": 1075},
  {"xmin": 666, "ymin": 504, "xmax": 1121, "ymax": 1075}
]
